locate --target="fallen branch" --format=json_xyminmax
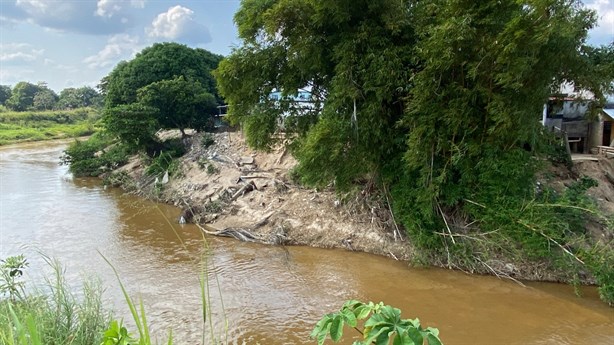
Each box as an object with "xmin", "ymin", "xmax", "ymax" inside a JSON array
[
  {"xmin": 229, "ymin": 181, "xmax": 256, "ymax": 202},
  {"xmin": 196, "ymin": 224, "xmax": 259, "ymax": 242}
]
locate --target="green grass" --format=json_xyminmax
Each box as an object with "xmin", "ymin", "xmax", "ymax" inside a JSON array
[
  {"xmin": 0, "ymin": 108, "xmax": 101, "ymax": 145},
  {"xmin": 0, "ymin": 256, "xmax": 110, "ymax": 345}
]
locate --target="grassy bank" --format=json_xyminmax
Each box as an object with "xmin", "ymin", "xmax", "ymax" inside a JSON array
[{"xmin": 0, "ymin": 108, "xmax": 101, "ymax": 145}]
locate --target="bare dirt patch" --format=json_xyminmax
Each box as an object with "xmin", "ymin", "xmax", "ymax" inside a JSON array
[{"xmin": 121, "ymin": 130, "xmax": 412, "ymax": 261}]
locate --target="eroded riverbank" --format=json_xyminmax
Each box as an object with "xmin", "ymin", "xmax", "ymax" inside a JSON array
[{"xmin": 2, "ymin": 139, "xmax": 613, "ymax": 344}]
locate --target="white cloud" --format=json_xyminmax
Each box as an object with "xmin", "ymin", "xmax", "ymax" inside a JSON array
[
  {"xmin": 16, "ymin": 0, "xmax": 75, "ymax": 22},
  {"xmin": 1, "ymin": 0, "xmax": 136, "ymax": 35},
  {"xmin": 0, "ymin": 43, "xmax": 44, "ymax": 63},
  {"xmin": 83, "ymin": 34, "xmax": 140, "ymax": 69},
  {"xmin": 146, "ymin": 5, "xmax": 211, "ymax": 44},
  {"xmin": 96, "ymin": 0, "xmax": 146, "ymax": 18},
  {"xmin": 586, "ymin": 0, "xmax": 614, "ymax": 44}
]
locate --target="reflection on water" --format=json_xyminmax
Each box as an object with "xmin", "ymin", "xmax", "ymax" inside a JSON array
[{"xmin": 1, "ymin": 140, "xmax": 613, "ymax": 344}]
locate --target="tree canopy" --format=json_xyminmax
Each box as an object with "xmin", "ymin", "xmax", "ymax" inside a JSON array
[
  {"xmin": 5, "ymin": 82, "xmax": 42, "ymax": 111},
  {"xmin": 101, "ymin": 42, "xmax": 223, "ymax": 147},
  {"xmin": 216, "ymin": 0, "xmax": 614, "ymax": 299},
  {"xmin": 57, "ymin": 86, "xmax": 102, "ymax": 109}
]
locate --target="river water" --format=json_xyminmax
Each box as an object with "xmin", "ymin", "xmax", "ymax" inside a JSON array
[{"xmin": 0, "ymin": 140, "xmax": 612, "ymax": 344}]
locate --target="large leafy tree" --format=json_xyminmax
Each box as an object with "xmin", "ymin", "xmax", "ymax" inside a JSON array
[
  {"xmin": 216, "ymin": 0, "xmax": 613, "ymax": 271},
  {"xmin": 215, "ymin": 0, "xmax": 416, "ymax": 181},
  {"xmin": 102, "ymin": 104, "xmax": 159, "ymax": 150},
  {"xmin": 57, "ymin": 86, "xmax": 102, "ymax": 109},
  {"xmin": 5, "ymin": 82, "xmax": 42, "ymax": 111},
  {"xmin": 32, "ymin": 87, "xmax": 58, "ymax": 110},
  {"xmin": 137, "ymin": 76, "xmax": 218, "ymax": 136},
  {"xmin": 102, "ymin": 43, "xmax": 223, "ymax": 147},
  {"xmin": 103, "ymin": 42, "xmax": 222, "ymax": 107}
]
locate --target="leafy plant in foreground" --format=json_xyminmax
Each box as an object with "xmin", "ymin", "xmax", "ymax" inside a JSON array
[
  {"xmin": 0, "ymin": 255, "xmax": 28, "ymax": 301},
  {"xmin": 311, "ymin": 300, "xmax": 442, "ymax": 345},
  {"xmin": 100, "ymin": 320, "xmax": 137, "ymax": 345}
]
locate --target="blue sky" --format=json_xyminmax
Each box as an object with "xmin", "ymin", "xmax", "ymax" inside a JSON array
[{"xmin": 0, "ymin": 0, "xmax": 612, "ymax": 92}]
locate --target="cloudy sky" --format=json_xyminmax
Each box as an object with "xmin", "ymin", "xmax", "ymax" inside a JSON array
[{"xmin": 0, "ymin": 0, "xmax": 612, "ymax": 92}]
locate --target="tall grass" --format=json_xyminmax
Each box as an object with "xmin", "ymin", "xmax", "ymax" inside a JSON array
[{"xmin": 0, "ymin": 255, "xmax": 110, "ymax": 345}]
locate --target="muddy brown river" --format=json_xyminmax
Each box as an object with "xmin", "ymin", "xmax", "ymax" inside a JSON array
[{"xmin": 0, "ymin": 140, "xmax": 612, "ymax": 344}]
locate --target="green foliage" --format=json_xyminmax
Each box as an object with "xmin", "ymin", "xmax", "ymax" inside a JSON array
[
  {"xmin": 145, "ymin": 152, "xmax": 180, "ymax": 177},
  {"xmin": 201, "ymin": 133, "xmax": 215, "ymax": 148},
  {"xmin": 584, "ymin": 245, "xmax": 614, "ymax": 306},
  {"xmin": 57, "ymin": 86, "xmax": 103, "ymax": 110},
  {"xmin": 101, "ymin": 320, "xmax": 136, "ymax": 345},
  {"xmin": 137, "ymin": 76, "xmax": 217, "ymax": 135},
  {"xmin": 103, "ymin": 104, "xmax": 159, "ymax": 151},
  {"xmin": 102, "ymin": 42, "xmax": 223, "ymax": 147},
  {"xmin": 0, "ymin": 108, "xmax": 100, "ymax": 145},
  {"xmin": 0, "ymin": 255, "xmax": 28, "ymax": 301},
  {"xmin": 311, "ymin": 300, "xmax": 442, "ymax": 345},
  {"xmin": 0, "ymin": 255, "xmax": 110, "ymax": 345},
  {"xmin": 32, "ymin": 88, "xmax": 58, "ymax": 111},
  {"xmin": 219, "ymin": 0, "xmax": 614, "ymax": 304},
  {"xmin": 0, "ymin": 85, "xmax": 11, "ymax": 106},
  {"xmin": 103, "ymin": 42, "xmax": 222, "ymax": 108},
  {"xmin": 143, "ymin": 139, "xmax": 186, "ymax": 177},
  {"xmin": 5, "ymin": 82, "xmax": 41, "ymax": 111},
  {"xmin": 61, "ymin": 132, "xmax": 132, "ymax": 177}
]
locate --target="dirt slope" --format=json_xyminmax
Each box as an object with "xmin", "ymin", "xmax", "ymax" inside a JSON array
[{"xmin": 118, "ymin": 130, "xmax": 412, "ymax": 261}]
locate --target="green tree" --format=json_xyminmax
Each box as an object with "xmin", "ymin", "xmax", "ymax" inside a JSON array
[
  {"xmin": 101, "ymin": 43, "xmax": 223, "ymax": 147},
  {"xmin": 103, "ymin": 42, "xmax": 223, "ymax": 108},
  {"xmin": 102, "ymin": 104, "xmax": 159, "ymax": 150},
  {"xmin": 137, "ymin": 76, "xmax": 217, "ymax": 136},
  {"xmin": 0, "ymin": 85, "xmax": 11, "ymax": 106},
  {"xmin": 216, "ymin": 0, "xmax": 614, "ymax": 303},
  {"xmin": 33, "ymin": 87, "xmax": 58, "ymax": 110},
  {"xmin": 216, "ymin": 0, "xmax": 609, "ymax": 221},
  {"xmin": 57, "ymin": 86, "xmax": 102, "ymax": 109},
  {"xmin": 5, "ymin": 82, "xmax": 41, "ymax": 111}
]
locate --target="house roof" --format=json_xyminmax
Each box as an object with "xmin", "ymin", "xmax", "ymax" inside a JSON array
[{"xmin": 603, "ymin": 108, "xmax": 614, "ymax": 121}]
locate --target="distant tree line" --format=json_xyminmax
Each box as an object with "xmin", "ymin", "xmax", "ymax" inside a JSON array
[{"xmin": 0, "ymin": 82, "xmax": 103, "ymax": 112}]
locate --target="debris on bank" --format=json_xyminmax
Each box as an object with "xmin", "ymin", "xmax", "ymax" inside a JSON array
[{"xmin": 115, "ymin": 130, "xmax": 412, "ymax": 261}]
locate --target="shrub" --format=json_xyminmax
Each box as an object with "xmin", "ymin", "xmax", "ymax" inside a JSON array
[{"xmin": 61, "ymin": 133, "xmax": 132, "ymax": 177}]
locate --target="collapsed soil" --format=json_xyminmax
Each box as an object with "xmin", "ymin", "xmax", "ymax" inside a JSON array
[
  {"xmin": 118, "ymin": 130, "xmax": 412, "ymax": 261},
  {"xmin": 114, "ymin": 129, "xmax": 614, "ymax": 281}
]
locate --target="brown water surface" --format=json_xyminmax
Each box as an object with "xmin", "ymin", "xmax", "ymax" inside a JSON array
[{"xmin": 0, "ymin": 140, "xmax": 612, "ymax": 344}]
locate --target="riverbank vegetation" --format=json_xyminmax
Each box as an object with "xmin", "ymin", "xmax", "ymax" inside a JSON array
[
  {"xmin": 215, "ymin": 0, "xmax": 614, "ymax": 305},
  {"xmin": 0, "ymin": 107, "xmax": 100, "ymax": 145},
  {"xmin": 60, "ymin": 1, "xmax": 614, "ymax": 305},
  {"xmin": 0, "ymin": 81, "xmax": 104, "ymax": 145},
  {"xmin": 2, "ymin": 253, "xmax": 443, "ymax": 344},
  {"xmin": 0, "ymin": 255, "xmax": 110, "ymax": 345}
]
